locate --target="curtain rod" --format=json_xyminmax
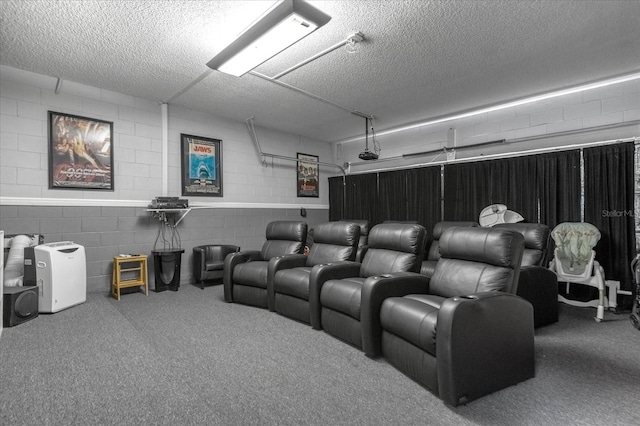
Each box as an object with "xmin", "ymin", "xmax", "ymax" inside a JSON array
[
  {"xmin": 346, "ymin": 120, "xmax": 639, "ymax": 169},
  {"xmin": 345, "ymin": 137, "xmax": 639, "ymax": 175},
  {"xmin": 344, "ymin": 122, "xmax": 640, "ymax": 175},
  {"xmin": 402, "ymin": 139, "xmax": 506, "ymax": 159}
]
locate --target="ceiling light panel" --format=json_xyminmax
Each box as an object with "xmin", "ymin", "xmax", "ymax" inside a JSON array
[{"xmin": 207, "ymin": 0, "xmax": 331, "ymax": 77}]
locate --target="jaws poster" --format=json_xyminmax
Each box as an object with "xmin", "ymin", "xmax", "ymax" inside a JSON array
[{"xmin": 181, "ymin": 134, "xmax": 222, "ymax": 196}]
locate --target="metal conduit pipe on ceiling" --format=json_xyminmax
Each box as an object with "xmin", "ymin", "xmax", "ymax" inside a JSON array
[{"xmin": 245, "ymin": 117, "xmax": 347, "ymax": 176}]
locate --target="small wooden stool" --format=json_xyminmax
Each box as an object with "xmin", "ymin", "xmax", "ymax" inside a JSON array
[{"xmin": 112, "ymin": 255, "xmax": 149, "ymax": 300}]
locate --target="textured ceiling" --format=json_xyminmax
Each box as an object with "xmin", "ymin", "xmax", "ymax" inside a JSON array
[{"xmin": 1, "ymin": 0, "xmax": 639, "ymax": 144}]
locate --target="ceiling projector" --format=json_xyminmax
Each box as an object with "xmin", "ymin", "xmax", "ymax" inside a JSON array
[{"xmin": 358, "ymin": 149, "xmax": 379, "ymax": 161}]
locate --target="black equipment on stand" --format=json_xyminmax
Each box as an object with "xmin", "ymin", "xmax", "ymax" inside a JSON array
[{"xmin": 147, "ymin": 197, "xmax": 191, "ymax": 292}]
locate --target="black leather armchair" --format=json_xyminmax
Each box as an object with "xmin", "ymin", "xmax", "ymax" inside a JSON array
[
  {"xmin": 223, "ymin": 221, "xmax": 307, "ymax": 309},
  {"xmin": 309, "ymin": 223, "xmax": 427, "ymax": 349},
  {"xmin": 271, "ymin": 221, "xmax": 361, "ymax": 323},
  {"xmin": 377, "ymin": 226, "xmax": 533, "ymax": 406},
  {"xmin": 494, "ymin": 222, "xmax": 558, "ymax": 327},
  {"xmin": 420, "ymin": 221, "xmax": 479, "ymax": 277},
  {"xmin": 192, "ymin": 244, "xmax": 240, "ymax": 289}
]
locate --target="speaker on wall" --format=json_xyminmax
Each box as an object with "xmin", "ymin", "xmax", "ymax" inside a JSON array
[{"xmin": 3, "ymin": 286, "xmax": 39, "ymax": 327}]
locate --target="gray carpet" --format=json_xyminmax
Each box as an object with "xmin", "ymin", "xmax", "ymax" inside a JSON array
[{"xmin": 1, "ymin": 284, "xmax": 638, "ymax": 426}]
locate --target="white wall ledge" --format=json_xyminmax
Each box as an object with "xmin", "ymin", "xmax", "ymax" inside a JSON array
[{"xmin": 0, "ymin": 197, "xmax": 329, "ymax": 209}]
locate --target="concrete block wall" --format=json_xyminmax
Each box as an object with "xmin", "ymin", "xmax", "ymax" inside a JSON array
[
  {"xmin": 0, "ymin": 65, "xmax": 334, "ymax": 205},
  {"xmin": 0, "ymin": 204, "xmax": 327, "ymax": 292},
  {"xmin": 0, "ymin": 66, "xmax": 333, "ymax": 293},
  {"xmin": 166, "ymin": 105, "xmax": 334, "ymax": 204},
  {"xmin": 0, "ymin": 67, "xmax": 164, "ymax": 201},
  {"xmin": 338, "ymin": 77, "xmax": 640, "ymax": 171}
]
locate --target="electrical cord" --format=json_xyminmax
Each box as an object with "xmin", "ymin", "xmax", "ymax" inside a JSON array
[{"xmin": 369, "ymin": 117, "xmax": 381, "ymax": 156}]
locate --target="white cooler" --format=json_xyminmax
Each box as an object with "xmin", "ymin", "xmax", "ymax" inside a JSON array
[{"xmin": 35, "ymin": 241, "xmax": 87, "ymax": 313}]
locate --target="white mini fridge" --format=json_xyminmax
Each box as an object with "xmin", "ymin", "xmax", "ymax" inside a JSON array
[{"xmin": 35, "ymin": 241, "xmax": 86, "ymax": 313}]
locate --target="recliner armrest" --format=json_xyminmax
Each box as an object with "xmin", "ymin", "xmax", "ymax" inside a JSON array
[
  {"xmin": 361, "ymin": 271, "xmax": 430, "ymax": 358},
  {"xmin": 270, "ymin": 253, "xmax": 308, "ymax": 270},
  {"xmin": 420, "ymin": 260, "xmax": 437, "ymax": 278},
  {"xmin": 436, "ymin": 292, "xmax": 535, "ymax": 406},
  {"xmin": 517, "ymin": 265, "xmax": 558, "ymax": 328},
  {"xmin": 267, "ymin": 254, "xmax": 308, "ymax": 311},
  {"xmin": 223, "ymin": 250, "xmax": 261, "ymax": 302},
  {"xmin": 309, "ymin": 261, "xmax": 362, "ymax": 329},
  {"xmin": 218, "ymin": 245, "xmax": 241, "ymax": 260},
  {"xmin": 237, "ymin": 250, "xmax": 263, "ymax": 262}
]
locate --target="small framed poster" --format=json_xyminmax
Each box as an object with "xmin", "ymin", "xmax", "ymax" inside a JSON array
[
  {"xmin": 48, "ymin": 111, "xmax": 114, "ymax": 190},
  {"xmin": 297, "ymin": 153, "xmax": 319, "ymax": 198},
  {"xmin": 181, "ymin": 134, "xmax": 223, "ymax": 197}
]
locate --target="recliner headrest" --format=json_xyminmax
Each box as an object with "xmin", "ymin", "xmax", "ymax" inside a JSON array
[
  {"xmin": 432, "ymin": 221, "xmax": 479, "ymax": 239},
  {"xmin": 439, "ymin": 226, "xmax": 524, "ymax": 269},
  {"xmin": 261, "ymin": 221, "xmax": 308, "ymax": 260},
  {"xmin": 265, "ymin": 221, "xmax": 307, "ymax": 242},
  {"xmin": 313, "ymin": 221, "xmax": 360, "ymax": 247},
  {"xmin": 306, "ymin": 221, "xmax": 360, "ymax": 265},
  {"xmin": 368, "ymin": 223, "xmax": 426, "ymax": 254},
  {"xmin": 360, "ymin": 223, "xmax": 427, "ymax": 275},
  {"xmin": 431, "ymin": 227, "xmax": 524, "ymax": 296},
  {"xmin": 494, "ymin": 223, "xmax": 549, "ymax": 251},
  {"xmin": 347, "ymin": 220, "xmax": 370, "ymax": 236}
]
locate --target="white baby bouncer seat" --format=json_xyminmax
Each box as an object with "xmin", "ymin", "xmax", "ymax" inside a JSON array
[
  {"xmin": 549, "ymin": 222, "xmax": 609, "ymax": 322},
  {"xmin": 479, "ymin": 204, "xmax": 524, "ymax": 227}
]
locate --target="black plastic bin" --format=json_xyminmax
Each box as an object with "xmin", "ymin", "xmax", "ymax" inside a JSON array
[{"xmin": 151, "ymin": 249, "xmax": 185, "ymax": 292}]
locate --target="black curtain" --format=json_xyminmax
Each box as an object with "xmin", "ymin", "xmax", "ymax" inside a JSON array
[
  {"xmin": 583, "ymin": 142, "xmax": 636, "ymax": 297},
  {"xmin": 536, "ymin": 150, "xmax": 582, "ymax": 229},
  {"xmin": 327, "ymin": 142, "xmax": 634, "ymax": 292},
  {"xmin": 328, "ymin": 176, "xmax": 344, "ymax": 221},
  {"xmin": 488, "ymin": 156, "xmax": 539, "ymax": 222},
  {"xmin": 406, "ymin": 166, "xmax": 442, "ymax": 236},
  {"xmin": 378, "ymin": 170, "xmax": 409, "ymax": 222},
  {"xmin": 443, "ymin": 151, "xmax": 582, "ymax": 226},
  {"xmin": 333, "ymin": 166, "xmax": 441, "ymax": 234},
  {"xmin": 444, "ymin": 156, "xmax": 540, "ymax": 223},
  {"xmin": 443, "ymin": 161, "xmax": 494, "ymax": 221},
  {"xmin": 343, "ymin": 173, "xmax": 379, "ymax": 225}
]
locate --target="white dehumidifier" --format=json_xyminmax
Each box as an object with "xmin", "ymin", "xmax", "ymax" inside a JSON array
[{"xmin": 35, "ymin": 241, "xmax": 87, "ymax": 313}]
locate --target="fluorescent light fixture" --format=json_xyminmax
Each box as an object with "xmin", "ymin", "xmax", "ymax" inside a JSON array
[{"xmin": 207, "ymin": 0, "xmax": 331, "ymax": 77}]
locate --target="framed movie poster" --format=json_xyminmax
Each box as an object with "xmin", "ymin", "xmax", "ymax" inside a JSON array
[
  {"xmin": 48, "ymin": 111, "xmax": 114, "ymax": 190},
  {"xmin": 297, "ymin": 153, "xmax": 319, "ymax": 198},
  {"xmin": 181, "ymin": 134, "xmax": 223, "ymax": 197}
]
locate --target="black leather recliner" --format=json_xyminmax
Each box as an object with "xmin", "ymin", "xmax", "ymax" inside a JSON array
[
  {"xmin": 376, "ymin": 226, "xmax": 534, "ymax": 406},
  {"xmin": 420, "ymin": 221, "xmax": 479, "ymax": 277},
  {"xmin": 309, "ymin": 223, "xmax": 427, "ymax": 349},
  {"xmin": 271, "ymin": 221, "xmax": 361, "ymax": 323},
  {"xmin": 494, "ymin": 222, "xmax": 558, "ymax": 327},
  {"xmin": 192, "ymin": 244, "xmax": 240, "ymax": 289},
  {"xmin": 223, "ymin": 221, "xmax": 307, "ymax": 309}
]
